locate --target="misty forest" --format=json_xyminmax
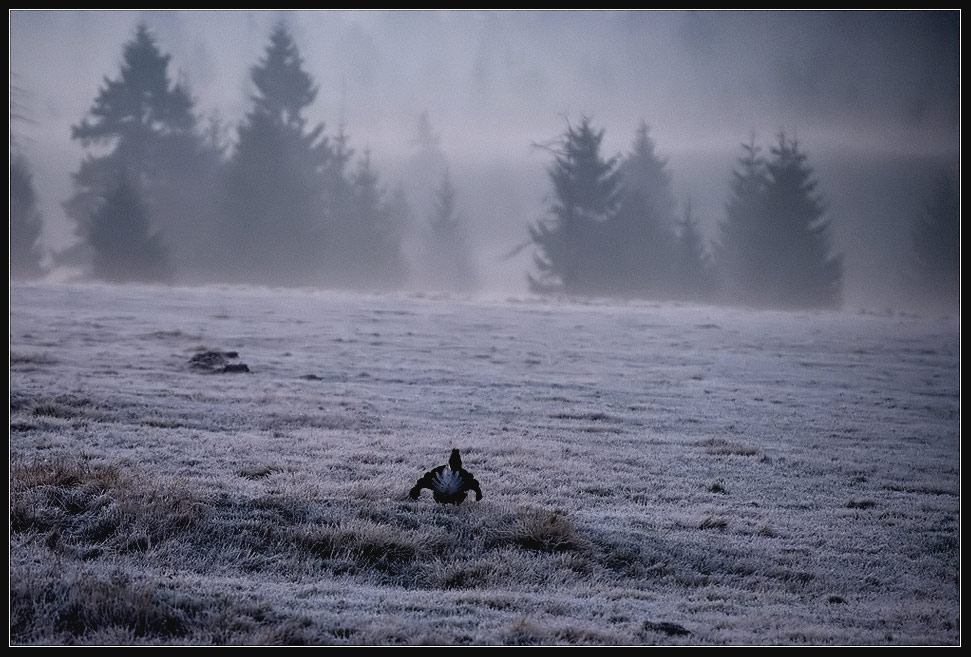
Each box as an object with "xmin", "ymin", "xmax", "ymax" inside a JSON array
[
  {"xmin": 9, "ymin": 10, "xmax": 959, "ymax": 646},
  {"xmin": 10, "ymin": 16, "xmax": 959, "ymax": 311}
]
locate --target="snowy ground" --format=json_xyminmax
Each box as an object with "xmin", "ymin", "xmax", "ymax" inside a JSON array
[{"xmin": 9, "ymin": 282, "xmax": 960, "ymax": 645}]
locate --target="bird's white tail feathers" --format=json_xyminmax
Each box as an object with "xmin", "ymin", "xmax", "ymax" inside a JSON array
[{"xmin": 432, "ymin": 467, "xmax": 463, "ymax": 496}]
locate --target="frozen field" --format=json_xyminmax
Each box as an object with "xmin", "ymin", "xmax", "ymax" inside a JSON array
[{"xmin": 9, "ymin": 282, "xmax": 960, "ymax": 645}]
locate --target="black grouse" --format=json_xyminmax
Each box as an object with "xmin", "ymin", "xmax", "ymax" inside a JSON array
[{"xmin": 409, "ymin": 449, "xmax": 483, "ymax": 505}]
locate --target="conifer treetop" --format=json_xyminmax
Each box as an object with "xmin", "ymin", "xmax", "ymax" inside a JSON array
[{"xmin": 72, "ymin": 23, "xmax": 194, "ymax": 145}]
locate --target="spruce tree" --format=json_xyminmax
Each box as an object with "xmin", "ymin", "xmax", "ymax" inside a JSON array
[
  {"xmin": 88, "ymin": 174, "xmax": 171, "ymax": 283},
  {"xmin": 909, "ymin": 174, "xmax": 959, "ymax": 310},
  {"xmin": 66, "ymin": 23, "xmax": 217, "ymax": 280},
  {"xmin": 381, "ymin": 182, "xmax": 411, "ymax": 288},
  {"xmin": 673, "ymin": 199, "xmax": 714, "ymax": 301},
  {"xmin": 717, "ymin": 134, "xmax": 842, "ymax": 309},
  {"xmin": 327, "ymin": 123, "xmax": 355, "ymax": 223},
  {"xmin": 763, "ymin": 134, "xmax": 842, "ymax": 308},
  {"xmin": 424, "ymin": 168, "xmax": 479, "ymax": 292},
  {"xmin": 335, "ymin": 150, "xmax": 406, "ymax": 289},
  {"xmin": 407, "ymin": 111, "xmax": 448, "ymax": 214},
  {"xmin": 528, "ymin": 117, "xmax": 622, "ymax": 295},
  {"xmin": 223, "ymin": 22, "xmax": 331, "ymax": 284},
  {"xmin": 10, "ymin": 154, "xmax": 46, "ymax": 280},
  {"xmin": 614, "ymin": 121, "xmax": 677, "ymax": 296},
  {"xmin": 716, "ymin": 136, "xmax": 768, "ymax": 305}
]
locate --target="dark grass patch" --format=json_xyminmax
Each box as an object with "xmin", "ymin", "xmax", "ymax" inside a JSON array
[
  {"xmin": 9, "ymin": 564, "xmax": 297, "ymax": 645},
  {"xmin": 14, "ymin": 457, "xmax": 835, "ymax": 642},
  {"xmin": 641, "ymin": 620, "xmax": 691, "ymax": 637},
  {"xmin": 33, "ymin": 403, "xmax": 83, "ymax": 420},
  {"xmin": 883, "ymin": 483, "xmax": 958, "ymax": 497},
  {"xmin": 141, "ymin": 414, "xmax": 197, "ymax": 429},
  {"xmin": 554, "ymin": 626, "xmax": 622, "ymax": 644},
  {"xmin": 700, "ymin": 437, "xmax": 760, "ymax": 457},
  {"xmin": 254, "ymin": 411, "xmax": 369, "ymax": 432},
  {"xmin": 10, "ymin": 574, "xmax": 194, "ymax": 644},
  {"xmin": 289, "ymin": 519, "xmax": 446, "ymax": 582},
  {"xmin": 577, "ymin": 425, "xmax": 625, "ymax": 434},
  {"xmin": 10, "ymin": 458, "xmax": 202, "ymax": 556},
  {"xmin": 10, "ymin": 351, "xmax": 58, "ymax": 366},
  {"xmin": 238, "ymin": 465, "xmax": 280, "ymax": 480},
  {"xmin": 549, "ymin": 411, "xmax": 621, "ymax": 423},
  {"xmin": 9, "ymin": 459, "xmax": 762, "ymax": 607},
  {"xmin": 582, "ymin": 485, "xmax": 615, "ymax": 497},
  {"xmin": 10, "ymin": 569, "xmax": 196, "ymax": 643},
  {"xmin": 145, "ymin": 329, "xmax": 200, "ymax": 340},
  {"xmin": 327, "ymin": 626, "xmax": 360, "ymax": 643},
  {"xmin": 846, "ymin": 499, "xmax": 876, "ymax": 509},
  {"xmin": 31, "ymin": 395, "xmax": 109, "ymax": 422},
  {"xmin": 281, "ymin": 504, "xmax": 599, "ymax": 589},
  {"xmin": 698, "ymin": 516, "xmax": 729, "ymax": 531},
  {"xmin": 11, "ymin": 459, "xmax": 125, "ymax": 494},
  {"xmin": 503, "ymin": 617, "xmax": 549, "ymax": 646},
  {"xmin": 10, "ymin": 421, "xmax": 39, "ymax": 432},
  {"xmin": 501, "ymin": 617, "xmax": 622, "ymax": 646},
  {"xmin": 922, "ymin": 533, "xmax": 958, "ymax": 555},
  {"xmin": 490, "ymin": 507, "xmax": 581, "ymax": 553},
  {"xmin": 590, "ymin": 534, "xmax": 646, "ymax": 578},
  {"xmin": 434, "ymin": 561, "xmax": 498, "ymax": 590},
  {"xmin": 252, "ymin": 616, "xmax": 323, "ymax": 646}
]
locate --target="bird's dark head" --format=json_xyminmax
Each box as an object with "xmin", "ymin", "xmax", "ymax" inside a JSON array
[{"xmin": 449, "ymin": 448, "xmax": 462, "ymax": 470}]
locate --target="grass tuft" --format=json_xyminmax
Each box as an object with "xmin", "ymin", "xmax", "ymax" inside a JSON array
[
  {"xmin": 490, "ymin": 507, "xmax": 581, "ymax": 553},
  {"xmin": 10, "ymin": 568, "xmax": 194, "ymax": 643},
  {"xmin": 290, "ymin": 519, "xmax": 444, "ymax": 581},
  {"xmin": 11, "ymin": 458, "xmax": 201, "ymax": 557},
  {"xmin": 503, "ymin": 617, "xmax": 549, "ymax": 645}
]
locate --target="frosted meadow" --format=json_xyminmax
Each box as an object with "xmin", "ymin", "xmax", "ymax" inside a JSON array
[{"xmin": 9, "ymin": 283, "xmax": 959, "ymax": 645}]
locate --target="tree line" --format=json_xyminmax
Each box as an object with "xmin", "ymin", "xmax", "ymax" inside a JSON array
[
  {"xmin": 527, "ymin": 116, "xmax": 956, "ymax": 311},
  {"xmin": 12, "ymin": 23, "xmax": 475, "ymax": 293},
  {"xmin": 528, "ymin": 117, "xmax": 843, "ymax": 307},
  {"xmin": 10, "ymin": 23, "xmax": 958, "ymax": 312}
]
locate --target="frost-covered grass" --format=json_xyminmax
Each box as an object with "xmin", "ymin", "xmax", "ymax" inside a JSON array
[{"xmin": 9, "ymin": 282, "xmax": 960, "ymax": 645}]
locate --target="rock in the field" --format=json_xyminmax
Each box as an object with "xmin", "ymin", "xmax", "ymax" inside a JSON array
[{"xmin": 189, "ymin": 350, "xmax": 250, "ymax": 373}]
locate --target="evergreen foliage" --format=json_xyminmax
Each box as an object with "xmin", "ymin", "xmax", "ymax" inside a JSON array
[
  {"xmin": 424, "ymin": 169, "xmax": 479, "ymax": 292},
  {"xmin": 337, "ymin": 150, "xmax": 407, "ymax": 289},
  {"xmin": 674, "ymin": 199, "xmax": 714, "ymax": 301},
  {"xmin": 528, "ymin": 117, "xmax": 622, "ymax": 295},
  {"xmin": 10, "ymin": 154, "xmax": 46, "ymax": 280},
  {"xmin": 716, "ymin": 137, "xmax": 768, "ymax": 303},
  {"xmin": 65, "ymin": 23, "xmax": 219, "ymax": 282},
  {"xmin": 909, "ymin": 174, "xmax": 959, "ymax": 310},
  {"xmin": 223, "ymin": 23, "xmax": 406, "ymax": 289},
  {"xmin": 717, "ymin": 133, "xmax": 842, "ymax": 309},
  {"xmin": 88, "ymin": 174, "xmax": 171, "ymax": 283},
  {"xmin": 223, "ymin": 23, "xmax": 332, "ymax": 284},
  {"xmin": 613, "ymin": 121, "xmax": 677, "ymax": 295}
]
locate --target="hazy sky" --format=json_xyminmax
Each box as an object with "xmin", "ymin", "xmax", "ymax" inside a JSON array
[{"xmin": 9, "ymin": 10, "xmax": 960, "ymax": 301}]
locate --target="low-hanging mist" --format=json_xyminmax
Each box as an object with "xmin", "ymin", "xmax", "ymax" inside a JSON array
[{"xmin": 9, "ymin": 10, "xmax": 959, "ymax": 312}]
